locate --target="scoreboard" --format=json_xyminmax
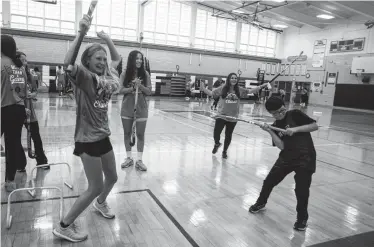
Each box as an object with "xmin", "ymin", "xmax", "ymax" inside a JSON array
[{"xmin": 330, "ymin": 38, "xmax": 365, "ymax": 53}]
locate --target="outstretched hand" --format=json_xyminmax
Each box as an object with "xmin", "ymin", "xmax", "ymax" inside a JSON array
[{"xmin": 97, "ymin": 30, "xmax": 110, "ymax": 41}]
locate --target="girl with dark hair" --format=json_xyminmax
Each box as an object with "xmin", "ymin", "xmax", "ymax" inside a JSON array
[
  {"xmin": 16, "ymin": 51, "xmax": 49, "ymax": 170},
  {"xmin": 33, "ymin": 67, "xmax": 41, "ymax": 88},
  {"xmin": 52, "ymin": 18, "xmax": 120, "ymax": 242},
  {"xmin": 119, "ymin": 50, "xmax": 152, "ymax": 171},
  {"xmin": 1, "ymin": 35, "xmax": 29, "ymax": 192},
  {"xmin": 201, "ymin": 73, "xmax": 267, "ymax": 159}
]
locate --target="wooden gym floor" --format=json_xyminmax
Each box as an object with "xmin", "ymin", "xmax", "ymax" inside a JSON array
[{"xmin": 1, "ymin": 94, "xmax": 374, "ymax": 247}]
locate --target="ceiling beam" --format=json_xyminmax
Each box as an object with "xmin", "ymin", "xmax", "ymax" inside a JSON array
[
  {"xmin": 220, "ymin": 1, "xmax": 303, "ymax": 28},
  {"xmin": 227, "ymin": 1, "xmax": 319, "ymax": 28},
  {"xmin": 196, "ymin": 2, "xmax": 284, "ymax": 33},
  {"xmin": 332, "ymin": 1, "xmax": 374, "ymax": 19}
]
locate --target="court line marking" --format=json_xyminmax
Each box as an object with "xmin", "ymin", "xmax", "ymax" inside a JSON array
[
  {"xmin": 156, "ymin": 109, "xmax": 374, "ymax": 178},
  {"xmin": 1, "ymin": 189, "xmax": 200, "ymax": 247},
  {"xmin": 323, "ymin": 125, "xmax": 374, "ymax": 136}
]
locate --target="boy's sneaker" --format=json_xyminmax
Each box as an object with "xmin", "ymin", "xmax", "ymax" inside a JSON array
[
  {"xmin": 249, "ymin": 202, "xmax": 266, "ymax": 213},
  {"xmin": 5, "ymin": 181, "xmax": 16, "ymax": 192},
  {"xmin": 212, "ymin": 143, "xmax": 221, "ymax": 154},
  {"xmin": 135, "ymin": 160, "xmax": 147, "ymax": 171},
  {"xmin": 93, "ymin": 198, "xmax": 115, "ymax": 219},
  {"xmin": 121, "ymin": 157, "xmax": 134, "ymax": 168},
  {"xmin": 293, "ymin": 220, "xmax": 308, "ymax": 231},
  {"xmin": 52, "ymin": 222, "xmax": 88, "ymax": 242}
]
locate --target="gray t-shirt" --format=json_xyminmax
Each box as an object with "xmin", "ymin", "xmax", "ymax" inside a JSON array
[
  {"xmin": 68, "ymin": 64, "xmax": 119, "ymax": 143},
  {"xmin": 1, "ymin": 56, "xmax": 27, "ymax": 107},
  {"xmin": 212, "ymin": 86, "xmax": 248, "ymax": 122}
]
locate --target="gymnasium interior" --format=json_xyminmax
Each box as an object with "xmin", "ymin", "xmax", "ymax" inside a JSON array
[{"xmin": 1, "ymin": 0, "xmax": 374, "ymax": 246}]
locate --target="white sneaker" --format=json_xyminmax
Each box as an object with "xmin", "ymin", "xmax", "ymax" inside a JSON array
[
  {"xmin": 52, "ymin": 222, "xmax": 88, "ymax": 242},
  {"xmin": 93, "ymin": 198, "xmax": 115, "ymax": 219},
  {"xmin": 5, "ymin": 181, "xmax": 16, "ymax": 192},
  {"xmin": 121, "ymin": 157, "xmax": 134, "ymax": 168},
  {"xmin": 135, "ymin": 160, "xmax": 147, "ymax": 171}
]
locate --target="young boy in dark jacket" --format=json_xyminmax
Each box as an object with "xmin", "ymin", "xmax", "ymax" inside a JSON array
[{"xmin": 249, "ymin": 96, "xmax": 318, "ymax": 231}]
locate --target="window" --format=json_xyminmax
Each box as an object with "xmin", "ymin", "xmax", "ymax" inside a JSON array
[
  {"xmin": 240, "ymin": 23, "xmax": 277, "ymax": 57},
  {"xmin": 194, "ymin": 8, "xmax": 237, "ymax": 53},
  {"xmin": 82, "ymin": 0, "xmax": 138, "ymax": 41},
  {"xmin": 144, "ymin": 0, "xmax": 191, "ymax": 47},
  {"xmin": 0, "ymin": 2, "xmax": 2, "ymax": 27},
  {"xmin": 10, "ymin": 0, "xmax": 75, "ymax": 34}
]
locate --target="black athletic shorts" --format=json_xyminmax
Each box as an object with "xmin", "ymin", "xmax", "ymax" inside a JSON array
[{"xmin": 73, "ymin": 137, "xmax": 113, "ymax": 157}]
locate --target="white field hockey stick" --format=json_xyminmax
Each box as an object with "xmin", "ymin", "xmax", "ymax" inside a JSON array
[
  {"xmin": 66, "ymin": 0, "xmax": 98, "ymax": 72},
  {"xmin": 266, "ymin": 51, "xmax": 304, "ymax": 87},
  {"xmin": 211, "ymin": 113, "xmax": 286, "ymax": 133},
  {"xmin": 129, "ymin": 32, "xmax": 144, "ymax": 147}
]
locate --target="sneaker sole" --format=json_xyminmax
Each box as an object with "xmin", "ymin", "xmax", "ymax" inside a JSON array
[
  {"xmin": 249, "ymin": 207, "xmax": 266, "ymax": 214},
  {"xmin": 294, "ymin": 226, "xmax": 307, "ymax": 231},
  {"xmin": 52, "ymin": 229, "xmax": 87, "ymax": 242},
  {"xmin": 93, "ymin": 203, "xmax": 115, "ymax": 219},
  {"xmin": 121, "ymin": 161, "xmax": 134, "ymax": 168},
  {"xmin": 135, "ymin": 165, "xmax": 147, "ymax": 171}
]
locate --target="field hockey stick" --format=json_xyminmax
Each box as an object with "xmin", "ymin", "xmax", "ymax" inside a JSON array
[
  {"xmin": 66, "ymin": 0, "xmax": 98, "ymax": 73},
  {"xmin": 266, "ymin": 51, "xmax": 304, "ymax": 86},
  {"xmin": 212, "ymin": 113, "xmax": 287, "ymax": 133},
  {"xmin": 129, "ymin": 32, "xmax": 144, "ymax": 147},
  {"xmin": 25, "ymin": 98, "xmax": 36, "ymax": 158}
]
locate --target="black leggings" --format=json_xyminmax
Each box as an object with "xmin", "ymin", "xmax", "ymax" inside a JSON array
[
  {"xmin": 1, "ymin": 105, "xmax": 27, "ymax": 181},
  {"xmin": 23, "ymin": 121, "xmax": 47, "ymax": 166},
  {"xmin": 213, "ymin": 118, "xmax": 237, "ymax": 152}
]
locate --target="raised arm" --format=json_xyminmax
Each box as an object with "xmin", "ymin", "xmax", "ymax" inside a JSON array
[
  {"xmin": 97, "ymin": 31, "xmax": 121, "ymax": 64},
  {"xmin": 64, "ymin": 14, "xmax": 91, "ymax": 75},
  {"xmin": 200, "ymin": 81, "xmax": 213, "ymax": 97},
  {"xmin": 240, "ymin": 83, "xmax": 268, "ymax": 96}
]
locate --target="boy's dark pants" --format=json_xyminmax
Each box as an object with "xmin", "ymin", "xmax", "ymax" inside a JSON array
[{"xmin": 256, "ymin": 158, "xmax": 313, "ymax": 221}]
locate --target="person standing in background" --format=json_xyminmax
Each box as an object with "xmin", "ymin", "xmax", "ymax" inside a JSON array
[
  {"xmin": 17, "ymin": 51, "xmax": 49, "ymax": 170},
  {"xmin": 1, "ymin": 35, "xmax": 29, "ymax": 192},
  {"xmin": 56, "ymin": 66, "xmax": 65, "ymax": 96},
  {"xmin": 34, "ymin": 67, "xmax": 41, "ymax": 88}
]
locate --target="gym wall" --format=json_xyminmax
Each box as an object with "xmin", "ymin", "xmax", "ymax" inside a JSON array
[
  {"xmin": 2, "ymin": 28, "xmax": 280, "ymax": 80},
  {"xmin": 277, "ymin": 23, "xmax": 374, "ymax": 109}
]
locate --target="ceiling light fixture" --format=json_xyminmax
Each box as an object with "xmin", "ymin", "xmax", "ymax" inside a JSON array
[
  {"xmin": 273, "ymin": 24, "xmax": 288, "ymax": 28},
  {"xmin": 232, "ymin": 10, "xmax": 245, "ymax": 14},
  {"xmin": 317, "ymin": 14, "xmax": 335, "ymax": 19}
]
